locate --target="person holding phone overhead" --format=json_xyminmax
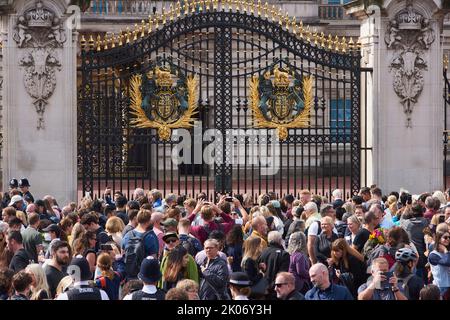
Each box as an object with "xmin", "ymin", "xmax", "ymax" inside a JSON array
[{"xmin": 357, "ymin": 257, "xmax": 407, "ymax": 300}]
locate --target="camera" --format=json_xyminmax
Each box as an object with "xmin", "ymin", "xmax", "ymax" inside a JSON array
[{"xmin": 380, "ymin": 271, "xmax": 393, "ymax": 290}]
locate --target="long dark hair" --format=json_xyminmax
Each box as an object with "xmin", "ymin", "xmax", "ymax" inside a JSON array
[
  {"xmin": 226, "ymin": 225, "xmax": 244, "ymax": 246},
  {"xmin": 163, "ymin": 245, "xmax": 188, "ymax": 282}
]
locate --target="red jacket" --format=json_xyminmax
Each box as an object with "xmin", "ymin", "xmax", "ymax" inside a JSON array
[{"xmin": 188, "ymin": 211, "xmax": 234, "ymax": 245}]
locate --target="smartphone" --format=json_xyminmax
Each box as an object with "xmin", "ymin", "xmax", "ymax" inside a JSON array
[
  {"xmin": 380, "ymin": 271, "xmax": 393, "ymax": 290},
  {"xmin": 439, "ymin": 215, "xmax": 446, "ymax": 223},
  {"xmin": 225, "ymin": 197, "xmax": 233, "ymax": 202},
  {"xmin": 100, "ymin": 244, "xmax": 113, "ymax": 251}
]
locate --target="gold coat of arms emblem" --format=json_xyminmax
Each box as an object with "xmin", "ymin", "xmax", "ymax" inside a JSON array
[
  {"xmin": 249, "ymin": 64, "xmax": 313, "ymax": 141},
  {"xmin": 129, "ymin": 63, "xmax": 199, "ymax": 141}
]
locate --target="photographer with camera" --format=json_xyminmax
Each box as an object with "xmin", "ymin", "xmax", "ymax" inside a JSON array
[{"xmin": 357, "ymin": 257, "xmax": 407, "ymax": 300}]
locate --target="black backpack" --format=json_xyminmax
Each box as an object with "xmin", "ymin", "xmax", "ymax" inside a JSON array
[
  {"xmin": 124, "ymin": 230, "xmax": 152, "ymax": 279},
  {"xmin": 181, "ymin": 236, "xmax": 199, "ymax": 257}
]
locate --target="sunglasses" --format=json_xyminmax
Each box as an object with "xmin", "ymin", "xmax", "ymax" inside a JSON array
[
  {"xmin": 442, "ymin": 236, "xmax": 450, "ymax": 240},
  {"xmin": 274, "ymin": 283, "xmax": 288, "ymax": 288},
  {"xmin": 165, "ymin": 238, "xmax": 178, "ymax": 244}
]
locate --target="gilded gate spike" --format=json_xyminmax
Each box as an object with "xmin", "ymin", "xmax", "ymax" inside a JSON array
[
  {"xmin": 111, "ymin": 35, "xmax": 116, "ymax": 48},
  {"xmin": 236, "ymin": 0, "xmax": 241, "ymax": 12},
  {"xmin": 270, "ymin": 5, "xmax": 275, "ymax": 21},
  {"xmin": 264, "ymin": 2, "xmax": 268, "ymax": 18},
  {"xmin": 155, "ymin": 13, "xmax": 159, "ymax": 29},
  {"xmin": 80, "ymin": 35, "xmax": 86, "ymax": 49},
  {"xmin": 103, "ymin": 37, "xmax": 108, "ymax": 50},
  {"xmin": 133, "ymin": 24, "xmax": 138, "ymax": 41},
  {"xmin": 88, "ymin": 34, "xmax": 94, "ymax": 50},
  {"xmin": 191, "ymin": 0, "xmax": 197, "ymax": 14},
  {"xmin": 242, "ymin": 0, "xmax": 247, "ymax": 13},
  {"xmin": 175, "ymin": 2, "xmax": 180, "ymax": 17},
  {"xmin": 118, "ymin": 33, "xmax": 123, "ymax": 46},
  {"xmin": 305, "ymin": 25, "xmax": 310, "ymax": 42},
  {"xmin": 277, "ymin": 8, "xmax": 282, "ymax": 25},
  {"xmin": 313, "ymin": 32, "xmax": 318, "ymax": 46},
  {"xmin": 327, "ymin": 34, "xmax": 332, "ymax": 50},
  {"xmin": 141, "ymin": 20, "xmax": 146, "ymax": 37},
  {"xmin": 348, "ymin": 37, "xmax": 354, "ymax": 51},
  {"xmin": 341, "ymin": 36, "xmax": 347, "ymax": 53},
  {"xmin": 320, "ymin": 32, "xmax": 325, "ymax": 48},
  {"xmin": 285, "ymin": 13, "xmax": 290, "ymax": 30},
  {"xmin": 170, "ymin": 4, "xmax": 175, "ymax": 19},
  {"xmin": 334, "ymin": 35, "xmax": 339, "ymax": 51},
  {"xmin": 162, "ymin": 7, "xmax": 167, "ymax": 24},
  {"xmin": 213, "ymin": 0, "xmax": 218, "ymax": 11},
  {"xmin": 257, "ymin": 0, "xmax": 261, "ymax": 16},
  {"xmin": 148, "ymin": 19, "xmax": 153, "ymax": 34},
  {"xmin": 126, "ymin": 27, "xmax": 131, "ymax": 44},
  {"xmin": 96, "ymin": 35, "xmax": 102, "ymax": 51}
]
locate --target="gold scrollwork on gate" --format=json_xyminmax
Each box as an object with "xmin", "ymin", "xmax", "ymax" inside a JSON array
[
  {"xmin": 129, "ymin": 65, "xmax": 199, "ymax": 141},
  {"xmin": 249, "ymin": 65, "xmax": 313, "ymax": 141}
]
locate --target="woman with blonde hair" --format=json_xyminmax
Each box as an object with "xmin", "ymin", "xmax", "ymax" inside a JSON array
[
  {"xmin": 241, "ymin": 237, "xmax": 264, "ymax": 286},
  {"xmin": 16, "ymin": 211, "xmax": 28, "ymax": 228},
  {"xmin": 342, "ymin": 202, "xmax": 354, "ymax": 216},
  {"xmin": 105, "ymin": 216, "xmax": 125, "ymax": 247},
  {"xmin": 25, "ymin": 263, "xmax": 50, "ymax": 300},
  {"xmin": 176, "ymin": 279, "xmax": 200, "ymax": 300},
  {"xmin": 54, "ymin": 276, "xmax": 73, "ymax": 299},
  {"xmin": 70, "ymin": 222, "xmax": 85, "ymax": 248},
  {"xmin": 433, "ymin": 191, "xmax": 447, "ymax": 209},
  {"xmin": 244, "ymin": 206, "xmax": 260, "ymax": 235}
]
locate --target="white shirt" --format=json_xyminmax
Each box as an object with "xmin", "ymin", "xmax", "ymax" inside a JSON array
[
  {"xmin": 56, "ymin": 281, "xmax": 109, "ymax": 300},
  {"xmin": 123, "ymin": 284, "xmax": 157, "ymax": 300},
  {"xmin": 307, "ymin": 220, "xmax": 338, "ymax": 237},
  {"xmin": 234, "ymin": 295, "xmax": 249, "ymax": 300}
]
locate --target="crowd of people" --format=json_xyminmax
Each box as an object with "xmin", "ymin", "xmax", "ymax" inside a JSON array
[{"xmin": 0, "ymin": 177, "xmax": 449, "ymax": 300}]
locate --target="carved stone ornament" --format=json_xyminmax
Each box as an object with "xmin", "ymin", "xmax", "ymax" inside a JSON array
[
  {"xmin": 13, "ymin": 1, "xmax": 66, "ymax": 129},
  {"xmin": 384, "ymin": 1, "xmax": 434, "ymax": 127}
]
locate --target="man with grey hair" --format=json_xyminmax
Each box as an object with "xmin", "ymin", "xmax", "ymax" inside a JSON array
[
  {"xmin": 332, "ymin": 189, "xmax": 344, "ymax": 209},
  {"xmin": 199, "ymin": 238, "xmax": 230, "ymax": 300},
  {"xmin": 133, "ymin": 188, "xmax": 145, "ymax": 200},
  {"xmin": 274, "ymin": 272, "xmax": 305, "ymax": 300},
  {"xmin": 259, "ymin": 231, "xmax": 290, "ymax": 299},
  {"xmin": 305, "ymin": 263, "xmax": 353, "ymax": 300}
]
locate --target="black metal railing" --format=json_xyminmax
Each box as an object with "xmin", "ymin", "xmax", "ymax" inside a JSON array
[{"xmin": 78, "ymin": 8, "xmax": 363, "ymax": 201}]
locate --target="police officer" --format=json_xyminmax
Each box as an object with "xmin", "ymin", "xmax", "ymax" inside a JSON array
[
  {"xmin": 123, "ymin": 256, "xmax": 166, "ymax": 300},
  {"xmin": 18, "ymin": 178, "xmax": 34, "ymax": 204},
  {"xmin": 56, "ymin": 257, "xmax": 109, "ymax": 300},
  {"xmin": 2, "ymin": 179, "xmax": 18, "ymax": 209}
]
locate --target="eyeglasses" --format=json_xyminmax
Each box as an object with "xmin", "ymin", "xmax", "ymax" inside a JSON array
[
  {"xmin": 165, "ymin": 238, "xmax": 178, "ymax": 244},
  {"xmin": 442, "ymin": 236, "xmax": 450, "ymax": 240},
  {"xmin": 274, "ymin": 283, "xmax": 289, "ymax": 288}
]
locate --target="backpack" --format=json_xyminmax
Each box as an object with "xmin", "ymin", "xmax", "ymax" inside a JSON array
[
  {"xmin": 181, "ymin": 236, "xmax": 199, "ymax": 257},
  {"xmin": 365, "ymin": 244, "xmax": 396, "ymax": 269},
  {"xmin": 203, "ymin": 222, "xmax": 224, "ymax": 238},
  {"xmin": 124, "ymin": 230, "xmax": 152, "ymax": 279},
  {"xmin": 305, "ymin": 220, "xmax": 322, "ymax": 245}
]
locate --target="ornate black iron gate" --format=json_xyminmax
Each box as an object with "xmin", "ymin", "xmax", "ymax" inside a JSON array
[{"xmin": 78, "ymin": 2, "xmax": 362, "ymax": 200}]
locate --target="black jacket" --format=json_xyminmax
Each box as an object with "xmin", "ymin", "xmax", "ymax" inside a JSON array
[
  {"xmin": 285, "ymin": 289, "xmax": 305, "ymax": 300},
  {"xmin": 199, "ymin": 256, "xmax": 230, "ymax": 300},
  {"xmin": 259, "ymin": 243, "xmax": 290, "ymax": 285},
  {"xmin": 315, "ymin": 233, "xmax": 339, "ymax": 264}
]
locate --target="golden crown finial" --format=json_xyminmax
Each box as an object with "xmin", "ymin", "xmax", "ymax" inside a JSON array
[
  {"xmin": 285, "ymin": 13, "xmax": 290, "ymax": 30},
  {"xmin": 192, "ymin": 0, "xmax": 197, "ymax": 14},
  {"xmin": 277, "ymin": 8, "xmax": 282, "ymax": 25},
  {"xmin": 257, "ymin": 0, "xmax": 261, "ymax": 16},
  {"xmin": 305, "ymin": 25, "xmax": 311, "ymax": 42},
  {"xmin": 313, "ymin": 31, "xmax": 319, "ymax": 46},
  {"xmin": 80, "ymin": 35, "xmax": 86, "ymax": 50},
  {"xmin": 148, "ymin": 18, "xmax": 153, "ymax": 34},
  {"xmin": 213, "ymin": 0, "xmax": 218, "ymax": 11},
  {"xmin": 242, "ymin": 0, "xmax": 248, "ymax": 13},
  {"xmin": 111, "ymin": 34, "xmax": 116, "ymax": 48},
  {"xmin": 248, "ymin": 0, "xmax": 253, "ymax": 14},
  {"xmin": 273, "ymin": 67, "xmax": 291, "ymax": 87},
  {"xmin": 118, "ymin": 32, "xmax": 123, "ymax": 46},
  {"xmin": 103, "ymin": 36, "xmax": 109, "ymax": 50},
  {"xmin": 133, "ymin": 24, "xmax": 138, "ymax": 41}
]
